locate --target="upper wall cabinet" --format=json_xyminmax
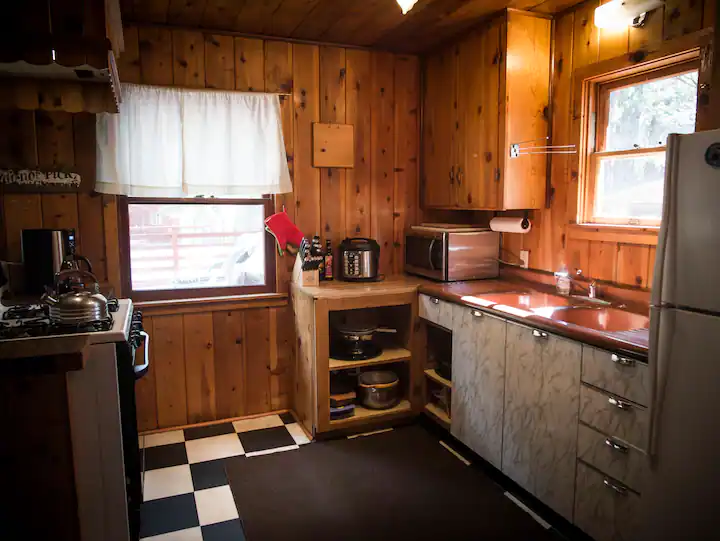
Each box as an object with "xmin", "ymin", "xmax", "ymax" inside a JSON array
[{"xmin": 422, "ymin": 10, "xmax": 551, "ymax": 210}]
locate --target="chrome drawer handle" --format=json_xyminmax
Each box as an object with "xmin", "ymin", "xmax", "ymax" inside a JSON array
[
  {"xmin": 605, "ymin": 438, "xmax": 629, "ymax": 454},
  {"xmin": 431, "ymin": 297, "xmax": 440, "ymax": 305},
  {"xmin": 472, "ymin": 310, "xmax": 483, "ymax": 318},
  {"xmin": 608, "ymin": 397, "xmax": 633, "ymax": 411},
  {"xmin": 611, "ymin": 354, "xmax": 636, "ymax": 367},
  {"xmin": 532, "ymin": 329, "xmax": 548, "ymax": 339},
  {"xmin": 603, "ymin": 478, "xmax": 628, "ymax": 496}
]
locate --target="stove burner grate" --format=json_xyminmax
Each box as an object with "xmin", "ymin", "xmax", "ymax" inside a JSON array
[{"xmin": 4, "ymin": 305, "xmax": 48, "ymax": 320}]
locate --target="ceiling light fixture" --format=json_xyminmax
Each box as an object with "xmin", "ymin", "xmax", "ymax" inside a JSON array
[
  {"xmin": 397, "ymin": 0, "xmax": 419, "ymax": 15},
  {"xmin": 594, "ymin": 0, "xmax": 664, "ymax": 29}
]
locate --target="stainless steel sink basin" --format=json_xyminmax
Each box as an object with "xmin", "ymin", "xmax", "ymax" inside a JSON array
[{"xmin": 533, "ymin": 306, "xmax": 649, "ymax": 333}]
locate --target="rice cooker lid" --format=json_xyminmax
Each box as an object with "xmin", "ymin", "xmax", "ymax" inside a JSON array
[{"xmin": 340, "ymin": 238, "xmax": 380, "ymax": 253}]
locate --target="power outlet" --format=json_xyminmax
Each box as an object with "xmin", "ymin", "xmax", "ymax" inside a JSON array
[{"xmin": 519, "ymin": 250, "xmax": 529, "ymax": 269}]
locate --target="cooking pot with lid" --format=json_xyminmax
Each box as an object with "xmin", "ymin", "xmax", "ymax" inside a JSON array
[{"xmin": 358, "ymin": 370, "xmax": 400, "ymax": 410}]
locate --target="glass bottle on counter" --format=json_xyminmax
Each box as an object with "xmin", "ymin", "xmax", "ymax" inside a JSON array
[{"xmin": 323, "ymin": 240, "xmax": 334, "ymax": 281}]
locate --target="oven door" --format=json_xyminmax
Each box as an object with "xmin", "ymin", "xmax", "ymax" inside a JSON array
[{"xmin": 404, "ymin": 231, "xmax": 446, "ymax": 280}]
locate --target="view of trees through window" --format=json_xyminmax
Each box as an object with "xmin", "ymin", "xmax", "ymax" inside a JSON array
[
  {"xmin": 593, "ymin": 69, "xmax": 698, "ymax": 223},
  {"xmin": 128, "ymin": 203, "xmax": 266, "ymax": 292}
]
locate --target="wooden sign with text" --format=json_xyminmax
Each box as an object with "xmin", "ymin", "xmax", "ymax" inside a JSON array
[{"xmin": 0, "ymin": 169, "xmax": 82, "ymax": 189}]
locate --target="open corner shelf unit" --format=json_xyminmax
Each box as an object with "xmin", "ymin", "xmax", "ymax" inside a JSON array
[
  {"xmin": 421, "ymin": 318, "xmax": 453, "ymax": 430},
  {"xmin": 291, "ymin": 281, "xmax": 424, "ymax": 437}
]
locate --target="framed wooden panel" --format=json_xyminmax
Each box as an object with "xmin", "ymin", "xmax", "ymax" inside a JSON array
[{"xmin": 312, "ymin": 123, "xmax": 354, "ymax": 168}]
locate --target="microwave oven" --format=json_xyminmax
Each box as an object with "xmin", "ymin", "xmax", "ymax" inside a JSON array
[{"xmin": 404, "ymin": 225, "xmax": 499, "ymax": 281}]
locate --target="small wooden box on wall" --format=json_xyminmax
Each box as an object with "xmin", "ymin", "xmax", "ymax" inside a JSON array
[{"xmin": 312, "ymin": 123, "xmax": 354, "ymax": 168}]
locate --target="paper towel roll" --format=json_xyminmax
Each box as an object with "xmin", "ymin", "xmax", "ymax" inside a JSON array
[{"xmin": 490, "ymin": 216, "xmax": 532, "ymax": 234}]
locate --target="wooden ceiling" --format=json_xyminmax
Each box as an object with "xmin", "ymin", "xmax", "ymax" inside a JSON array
[{"xmin": 120, "ymin": 0, "xmax": 583, "ymax": 54}]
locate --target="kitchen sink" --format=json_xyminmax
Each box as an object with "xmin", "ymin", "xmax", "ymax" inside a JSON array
[
  {"xmin": 534, "ymin": 306, "xmax": 649, "ymax": 333},
  {"xmin": 470, "ymin": 292, "xmax": 572, "ymax": 310}
]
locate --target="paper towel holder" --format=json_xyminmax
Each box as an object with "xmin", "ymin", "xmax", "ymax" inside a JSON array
[{"xmin": 521, "ymin": 211, "xmax": 530, "ymax": 230}]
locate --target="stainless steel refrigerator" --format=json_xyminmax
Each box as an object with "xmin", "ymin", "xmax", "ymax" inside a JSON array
[{"xmin": 639, "ymin": 129, "xmax": 720, "ymax": 540}]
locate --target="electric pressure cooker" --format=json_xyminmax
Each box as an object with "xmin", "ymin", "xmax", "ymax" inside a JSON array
[{"xmin": 338, "ymin": 238, "xmax": 380, "ymax": 281}]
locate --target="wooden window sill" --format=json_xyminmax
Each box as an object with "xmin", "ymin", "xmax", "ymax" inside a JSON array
[
  {"xmin": 568, "ymin": 224, "xmax": 658, "ymax": 246},
  {"xmin": 135, "ymin": 292, "xmax": 288, "ymax": 316}
]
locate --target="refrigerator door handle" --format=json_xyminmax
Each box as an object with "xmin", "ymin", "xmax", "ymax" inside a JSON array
[
  {"xmin": 651, "ymin": 134, "xmax": 679, "ymax": 307},
  {"xmin": 647, "ymin": 306, "xmax": 674, "ymax": 461}
]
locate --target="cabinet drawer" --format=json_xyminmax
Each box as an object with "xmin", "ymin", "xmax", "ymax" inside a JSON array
[
  {"xmin": 574, "ymin": 462, "xmax": 641, "ymax": 541},
  {"xmin": 418, "ymin": 294, "xmax": 453, "ymax": 329},
  {"xmin": 582, "ymin": 346, "xmax": 649, "ymax": 406},
  {"xmin": 579, "ymin": 385, "xmax": 649, "ymax": 450},
  {"xmin": 577, "ymin": 424, "xmax": 647, "ymax": 493}
]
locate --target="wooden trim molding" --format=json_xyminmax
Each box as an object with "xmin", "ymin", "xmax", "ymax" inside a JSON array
[
  {"xmin": 567, "ymin": 224, "xmax": 658, "ymax": 246},
  {"xmin": 573, "ymin": 28, "xmax": 710, "ymax": 83},
  {"xmin": 135, "ymin": 292, "xmax": 288, "ymax": 316},
  {"xmin": 118, "ymin": 196, "xmax": 277, "ymax": 302}
]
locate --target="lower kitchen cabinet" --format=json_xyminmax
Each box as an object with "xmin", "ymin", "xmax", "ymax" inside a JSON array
[
  {"xmin": 450, "ymin": 304, "xmax": 506, "ymax": 469},
  {"xmin": 574, "ymin": 462, "xmax": 642, "ymax": 541},
  {"xmin": 502, "ymin": 322, "xmax": 581, "ymax": 521}
]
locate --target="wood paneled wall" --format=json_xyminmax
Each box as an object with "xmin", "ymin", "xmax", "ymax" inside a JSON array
[
  {"xmin": 118, "ymin": 25, "xmax": 419, "ymax": 277},
  {"xmin": 134, "ymin": 301, "xmax": 295, "ymax": 431},
  {"xmin": 503, "ymin": 0, "xmax": 714, "ymax": 289},
  {"xmin": 117, "ymin": 26, "xmax": 420, "ymax": 430},
  {"xmin": 0, "ymin": 25, "xmax": 419, "ymax": 431},
  {"xmin": 0, "ymin": 111, "xmax": 119, "ymax": 290}
]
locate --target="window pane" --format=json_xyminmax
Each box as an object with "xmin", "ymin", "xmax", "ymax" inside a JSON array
[
  {"xmin": 594, "ymin": 153, "xmax": 665, "ymax": 221},
  {"xmin": 604, "ymin": 70, "xmax": 698, "ymax": 151},
  {"xmin": 128, "ymin": 204, "xmax": 266, "ymax": 291}
]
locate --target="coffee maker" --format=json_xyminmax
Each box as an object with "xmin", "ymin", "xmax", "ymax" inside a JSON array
[{"xmin": 21, "ymin": 229, "xmax": 93, "ymax": 295}]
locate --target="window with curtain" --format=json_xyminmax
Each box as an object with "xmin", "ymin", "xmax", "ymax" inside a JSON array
[{"xmin": 97, "ymin": 83, "xmax": 290, "ymax": 300}]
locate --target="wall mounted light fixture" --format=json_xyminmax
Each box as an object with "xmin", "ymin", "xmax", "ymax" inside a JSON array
[
  {"xmin": 594, "ymin": 0, "xmax": 664, "ymax": 29},
  {"xmin": 397, "ymin": 0, "xmax": 419, "ymax": 15}
]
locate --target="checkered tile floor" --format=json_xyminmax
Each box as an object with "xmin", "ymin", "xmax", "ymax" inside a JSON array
[{"xmin": 139, "ymin": 412, "xmax": 310, "ymax": 540}]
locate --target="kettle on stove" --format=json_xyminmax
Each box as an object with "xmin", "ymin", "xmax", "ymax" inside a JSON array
[{"xmin": 58, "ymin": 254, "xmax": 95, "ymax": 293}]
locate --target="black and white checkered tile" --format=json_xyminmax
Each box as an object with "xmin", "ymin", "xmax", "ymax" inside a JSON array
[{"xmin": 139, "ymin": 412, "xmax": 309, "ymax": 540}]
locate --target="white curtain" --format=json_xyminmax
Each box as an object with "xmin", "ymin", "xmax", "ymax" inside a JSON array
[{"xmin": 96, "ymin": 83, "xmax": 292, "ymax": 198}]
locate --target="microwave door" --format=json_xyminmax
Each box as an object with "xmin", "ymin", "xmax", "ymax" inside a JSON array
[{"xmin": 405, "ymin": 234, "xmax": 445, "ymax": 279}]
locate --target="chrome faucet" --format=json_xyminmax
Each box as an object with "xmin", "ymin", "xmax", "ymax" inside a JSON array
[{"xmin": 574, "ymin": 269, "xmax": 599, "ymax": 299}]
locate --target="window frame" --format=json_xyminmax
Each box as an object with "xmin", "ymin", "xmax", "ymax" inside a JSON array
[
  {"xmin": 576, "ymin": 46, "xmax": 702, "ymax": 229},
  {"xmin": 119, "ymin": 196, "xmax": 277, "ymax": 302}
]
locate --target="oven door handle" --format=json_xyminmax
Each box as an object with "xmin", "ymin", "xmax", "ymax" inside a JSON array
[
  {"xmin": 428, "ymin": 238, "xmax": 436, "ymax": 271},
  {"xmin": 134, "ymin": 331, "xmax": 150, "ymax": 377}
]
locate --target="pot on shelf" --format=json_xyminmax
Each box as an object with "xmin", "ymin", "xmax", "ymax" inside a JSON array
[
  {"xmin": 331, "ymin": 323, "xmax": 396, "ymax": 361},
  {"xmin": 358, "ymin": 370, "xmax": 400, "ymax": 410}
]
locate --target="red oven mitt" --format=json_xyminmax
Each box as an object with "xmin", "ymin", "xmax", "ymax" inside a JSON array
[{"xmin": 265, "ymin": 210, "xmax": 305, "ymax": 256}]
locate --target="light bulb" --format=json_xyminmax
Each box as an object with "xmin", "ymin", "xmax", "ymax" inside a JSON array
[
  {"xmin": 397, "ymin": 0, "xmax": 419, "ymax": 15},
  {"xmin": 594, "ymin": 0, "xmax": 664, "ymax": 29}
]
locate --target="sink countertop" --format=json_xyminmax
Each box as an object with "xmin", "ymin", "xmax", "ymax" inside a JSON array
[
  {"xmin": 419, "ymin": 279, "xmax": 649, "ymax": 360},
  {"xmin": 292, "ymin": 275, "xmax": 649, "ymax": 360}
]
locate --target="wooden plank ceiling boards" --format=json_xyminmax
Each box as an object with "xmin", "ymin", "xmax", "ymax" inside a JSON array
[{"xmin": 120, "ymin": 0, "xmax": 585, "ymax": 54}]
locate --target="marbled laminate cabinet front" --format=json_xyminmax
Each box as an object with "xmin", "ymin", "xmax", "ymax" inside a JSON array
[
  {"xmin": 502, "ymin": 322, "xmax": 581, "ymax": 521},
  {"xmin": 451, "ymin": 304, "xmax": 506, "ymax": 469}
]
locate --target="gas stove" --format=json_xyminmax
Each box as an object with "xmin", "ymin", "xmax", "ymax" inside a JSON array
[{"xmin": 0, "ymin": 298, "xmax": 133, "ymax": 344}]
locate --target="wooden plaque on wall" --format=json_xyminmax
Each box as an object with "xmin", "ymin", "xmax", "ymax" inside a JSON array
[{"xmin": 312, "ymin": 123, "xmax": 354, "ymax": 168}]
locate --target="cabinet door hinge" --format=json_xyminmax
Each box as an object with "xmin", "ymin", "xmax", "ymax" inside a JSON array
[{"xmin": 495, "ymin": 168, "xmax": 501, "ymax": 182}]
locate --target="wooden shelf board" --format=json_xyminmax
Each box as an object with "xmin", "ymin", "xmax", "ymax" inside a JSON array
[
  {"xmin": 329, "ymin": 347, "xmax": 411, "ymax": 370},
  {"xmin": 329, "ymin": 399, "xmax": 412, "ymax": 427},
  {"xmin": 424, "ymin": 368, "xmax": 452, "ymax": 388},
  {"xmin": 424, "ymin": 403, "xmax": 451, "ymax": 428}
]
